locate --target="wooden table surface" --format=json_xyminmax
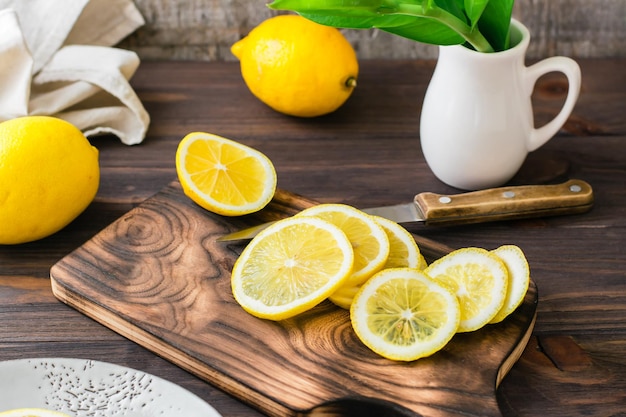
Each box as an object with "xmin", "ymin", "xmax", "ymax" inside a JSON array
[{"xmin": 1, "ymin": 59, "xmax": 625, "ymax": 416}]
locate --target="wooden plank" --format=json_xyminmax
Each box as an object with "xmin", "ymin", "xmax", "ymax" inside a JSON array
[
  {"xmin": 119, "ymin": 0, "xmax": 626, "ymax": 60},
  {"xmin": 1, "ymin": 59, "xmax": 625, "ymax": 417}
]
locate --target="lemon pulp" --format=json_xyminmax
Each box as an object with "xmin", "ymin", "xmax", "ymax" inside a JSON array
[
  {"xmin": 351, "ymin": 268, "xmax": 460, "ymax": 361},
  {"xmin": 175, "ymin": 132, "xmax": 276, "ymax": 216},
  {"xmin": 231, "ymin": 216, "xmax": 354, "ymax": 320}
]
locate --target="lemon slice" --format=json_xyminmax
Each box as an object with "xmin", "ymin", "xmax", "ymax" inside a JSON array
[
  {"xmin": 297, "ymin": 204, "xmax": 390, "ymax": 286},
  {"xmin": 425, "ymin": 247, "xmax": 508, "ymax": 332},
  {"xmin": 175, "ymin": 132, "xmax": 277, "ymax": 216},
  {"xmin": 0, "ymin": 409, "xmax": 71, "ymax": 417},
  {"xmin": 489, "ymin": 245, "xmax": 530, "ymax": 323},
  {"xmin": 350, "ymin": 268, "xmax": 460, "ymax": 361},
  {"xmin": 373, "ymin": 216, "xmax": 422, "ymax": 269},
  {"xmin": 329, "ymin": 216, "xmax": 419, "ymax": 310},
  {"xmin": 231, "ymin": 216, "xmax": 354, "ymax": 320},
  {"xmin": 329, "ymin": 249, "xmax": 427, "ymax": 311},
  {"xmin": 329, "ymin": 283, "xmax": 360, "ymax": 310},
  {"xmin": 416, "ymin": 253, "xmax": 428, "ymax": 270}
]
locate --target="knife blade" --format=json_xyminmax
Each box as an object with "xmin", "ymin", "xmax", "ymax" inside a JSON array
[{"xmin": 217, "ymin": 179, "xmax": 593, "ymax": 241}]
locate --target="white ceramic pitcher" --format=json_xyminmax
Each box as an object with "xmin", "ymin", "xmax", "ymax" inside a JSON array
[{"xmin": 420, "ymin": 19, "xmax": 581, "ymax": 190}]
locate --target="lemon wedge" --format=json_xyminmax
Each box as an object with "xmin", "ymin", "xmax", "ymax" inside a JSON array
[{"xmin": 176, "ymin": 132, "xmax": 276, "ymax": 216}]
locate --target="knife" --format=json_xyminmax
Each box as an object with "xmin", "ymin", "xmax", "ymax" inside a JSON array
[{"xmin": 217, "ymin": 179, "xmax": 593, "ymax": 241}]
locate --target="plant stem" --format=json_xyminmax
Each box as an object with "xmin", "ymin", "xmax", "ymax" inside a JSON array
[{"xmin": 395, "ymin": 3, "xmax": 495, "ymax": 52}]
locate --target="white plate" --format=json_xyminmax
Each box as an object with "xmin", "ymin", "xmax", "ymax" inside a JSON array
[{"xmin": 0, "ymin": 358, "xmax": 221, "ymax": 417}]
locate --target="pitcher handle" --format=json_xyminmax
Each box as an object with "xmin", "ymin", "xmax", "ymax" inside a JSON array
[{"xmin": 525, "ymin": 56, "xmax": 581, "ymax": 152}]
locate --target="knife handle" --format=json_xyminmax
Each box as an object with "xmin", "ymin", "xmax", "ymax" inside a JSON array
[{"xmin": 414, "ymin": 179, "xmax": 594, "ymax": 225}]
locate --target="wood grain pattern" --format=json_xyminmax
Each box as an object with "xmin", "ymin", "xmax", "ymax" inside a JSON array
[
  {"xmin": 1, "ymin": 59, "xmax": 624, "ymax": 417},
  {"xmin": 50, "ymin": 182, "xmax": 538, "ymax": 417},
  {"xmin": 119, "ymin": 0, "xmax": 626, "ymax": 61}
]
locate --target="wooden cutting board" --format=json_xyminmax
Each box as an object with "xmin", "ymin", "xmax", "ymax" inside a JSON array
[{"xmin": 50, "ymin": 181, "xmax": 538, "ymax": 417}]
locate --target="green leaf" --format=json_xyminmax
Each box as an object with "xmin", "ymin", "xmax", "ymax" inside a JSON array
[
  {"xmin": 268, "ymin": 0, "xmax": 512, "ymax": 52},
  {"xmin": 380, "ymin": 19, "xmax": 466, "ymax": 45},
  {"xmin": 268, "ymin": 0, "xmax": 398, "ymax": 17},
  {"xmin": 300, "ymin": 12, "xmax": 465, "ymax": 45},
  {"xmin": 270, "ymin": 0, "xmax": 467, "ymax": 45},
  {"xmin": 464, "ymin": 0, "xmax": 489, "ymax": 28},
  {"xmin": 298, "ymin": 13, "xmax": 418, "ymax": 30},
  {"xmin": 476, "ymin": 0, "xmax": 514, "ymax": 51},
  {"xmin": 434, "ymin": 0, "xmax": 467, "ymax": 22}
]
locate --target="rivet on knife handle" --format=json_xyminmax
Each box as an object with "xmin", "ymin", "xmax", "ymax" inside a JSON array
[{"xmin": 414, "ymin": 180, "xmax": 594, "ymax": 225}]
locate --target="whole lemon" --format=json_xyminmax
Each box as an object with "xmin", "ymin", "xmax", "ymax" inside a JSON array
[
  {"xmin": 0, "ymin": 116, "xmax": 100, "ymax": 244},
  {"xmin": 231, "ymin": 14, "xmax": 358, "ymax": 117}
]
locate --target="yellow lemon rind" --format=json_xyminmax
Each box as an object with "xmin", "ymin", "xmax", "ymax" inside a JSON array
[
  {"xmin": 372, "ymin": 215, "xmax": 421, "ymax": 269},
  {"xmin": 489, "ymin": 245, "xmax": 531, "ymax": 324},
  {"xmin": 329, "ymin": 282, "xmax": 361, "ymax": 310},
  {"xmin": 0, "ymin": 116, "xmax": 99, "ymax": 245},
  {"xmin": 416, "ymin": 253, "xmax": 428, "ymax": 270},
  {"xmin": 230, "ymin": 15, "xmax": 358, "ymax": 118}
]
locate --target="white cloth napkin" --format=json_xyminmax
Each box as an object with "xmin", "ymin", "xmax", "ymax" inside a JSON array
[{"xmin": 0, "ymin": 0, "xmax": 149, "ymax": 145}]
